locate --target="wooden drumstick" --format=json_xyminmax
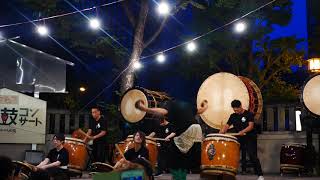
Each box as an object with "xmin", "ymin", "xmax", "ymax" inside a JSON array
[
  {"xmin": 226, "ymin": 132, "xmax": 246, "ymax": 136},
  {"xmin": 115, "ymin": 144, "xmax": 126, "ymax": 160},
  {"xmin": 153, "ymin": 138, "xmax": 169, "ymax": 141},
  {"xmin": 79, "ymin": 129, "xmax": 90, "ymax": 137}
]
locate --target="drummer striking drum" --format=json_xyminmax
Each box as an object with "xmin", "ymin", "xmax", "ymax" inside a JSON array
[
  {"xmin": 136, "ymin": 99, "xmax": 208, "ymax": 172},
  {"xmin": 31, "ymin": 133, "xmax": 69, "ymax": 180},
  {"xmin": 219, "ymin": 100, "xmax": 264, "ymax": 180}
]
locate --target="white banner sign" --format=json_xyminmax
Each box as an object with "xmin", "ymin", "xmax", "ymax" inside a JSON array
[{"xmin": 0, "ymin": 88, "xmax": 46, "ymax": 144}]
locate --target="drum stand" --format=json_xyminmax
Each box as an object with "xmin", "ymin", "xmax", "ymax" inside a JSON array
[{"xmin": 86, "ymin": 146, "xmax": 95, "ymax": 171}]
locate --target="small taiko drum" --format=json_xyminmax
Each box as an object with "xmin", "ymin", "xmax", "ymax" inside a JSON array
[
  {"xmin": 280, "ymin": 143, "xmax": 306, "ymax": 172},
  {"xmin": 114, "ymin": 135, "xmax": 158, "ymax": 168},
  {"xmin": 91, "ymin": 162, "xmax": 114, "ymax": 172},
  {"xmin": 302, "ymin": 74, "xmax": 320, "ymax": 116},
  {"xmin": 201, "ymin": 134, "xmax": 240, "ymax": 176},
  {"xmin": 12, "ymin": 161, "xmax": 36, "ymax": 180},
  {"xmin": 120, "ymin": 87, "xmax": 171, "ymax": 123},
  {"xmin": 64, "ymin": 137, "xmax": 88, "ymax": 171},
  {"xmin": 197, "ymin": 72, "xmax": 263, "ymax": 129}
]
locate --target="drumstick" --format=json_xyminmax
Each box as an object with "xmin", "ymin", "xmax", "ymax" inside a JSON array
[
  {"xmin": 226, "ymin": 133, "xmax": 246, "ymax": 136},
  {"xmin": 77, "ymin": 129, "xmax": 90, "ymax": 138},
  {"xmin": 153, "ymin": 138, "xmax": 169, "ymax": 141},
  {"xmin": 115, "ymin": 144, "xmax": 126, "ymax": 160}
]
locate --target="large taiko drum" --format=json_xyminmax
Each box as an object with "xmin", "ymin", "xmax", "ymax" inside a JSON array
[
  {"xmin": 120, "ymin": 87, "xmax": 171, "ymax": 123},
  {"xmin": 64, "ymin": 137, "xmax": 88, "ymax": 171},
  {"xmin": 201, "ymin": 134, "xmax": 240, "ymax": 176},
  {"xmin": 197, "ymin": 72, "xmax": 263, "ymax": 129},
  {"xmin": 280, "ymin": 143, "xmax": 306, "ymax": 172},
  {"xmin": 113, "ymin": 135, "xmax": 158, "ymax": 168},
  {"xmin": 302, "ymin": 74, "xmax": 320, "ymax": 116}
]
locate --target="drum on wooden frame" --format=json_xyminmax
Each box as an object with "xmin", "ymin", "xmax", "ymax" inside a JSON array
[
  {"xmin": 120, "ymin": 87, "xmax": 171, "ymax": 123},
  {"xmin": 197, "ymin": 72, "xmax": 263, "ymax": 129}
]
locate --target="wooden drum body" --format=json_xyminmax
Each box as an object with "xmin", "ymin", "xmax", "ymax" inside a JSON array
[
  {"xmin": 120, "ymin": 87, "xmax": 171, "ymax": 123},
  {"xmin": 197, "ymin": 72, "xmax": 263, "ymax": 129},
  {"xmin": 201, "ymin": 134, "xmax": 240, "ymax": 176},
  {"xmin": 64, "ymin": 137, "xmax": 88, "ymax": 170},
  {"xmin": 280, "ymin": 143, "xmax": 306, "ymax": 171},
  {"xmin": 302, "ymin": 74, "xmax": 320, "ymax": 117}
]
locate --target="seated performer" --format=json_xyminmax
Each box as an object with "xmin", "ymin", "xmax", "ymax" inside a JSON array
[
  {"xmin": 31, "ymin": 133, "xmax": 69, "ymax": 180},
  {"xmin": 136, "ymin": 99, "xmax": 208, "ymax": 173},
  {"xmin": 219, "ymin": 100, "xmax": 264, "ymax": 180},
  {"xmin": 114, "ymin": 131, "xmax": 153, "ymax": 179}
]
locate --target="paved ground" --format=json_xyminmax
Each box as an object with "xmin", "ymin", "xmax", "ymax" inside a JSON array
[{"xmin": 72, "ymin": 173, "xmax": 320, "ymax": 180}]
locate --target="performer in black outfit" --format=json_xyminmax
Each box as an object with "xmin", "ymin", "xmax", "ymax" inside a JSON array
[
  {"xmin": 149, "ymin": 118, "xmax": 176, "ymax": 176},
  {"xmin": 136, "ymin": 100, "xmax": 208, "ymax": 173},
  {"xmin": 114, "ymin": 131, "xmax": 153, "ymax": 179},
  {"xmin": 32, "ymin": 133, "xmax": 69, "ymax": 180},
  {"xmin": 86, "ymin": 106, "xmax": 107, "ymax": 163},
  {"xmin": 220, "ymin": 100, "xmax": 264, "ymax": 180}
]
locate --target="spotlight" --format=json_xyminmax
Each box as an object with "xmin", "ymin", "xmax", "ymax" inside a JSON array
[
  {"xmin": 157, "ymin": 1, "xmax": 170, "ymax": 16},
  {"xmin": 133, "ymin": 61, "xmax": 142, "ymax": 70},
  {"xmin": 89, "ymin": 18, "xmax": 101, "ymax": 30},
  {"xmin": 156, "ymin": 53, "xmax": 166, "ymax": 63},
  {"xmin": 186, "ymin": 41, "xmax": 197, "ymax": 52},
  {"xmin": 234, "ymin": 21, "xmax": 246, "ymax": 33},
  {"xmin": 36, "ymin": 25, "xmax": 49, "ymax": 36}
]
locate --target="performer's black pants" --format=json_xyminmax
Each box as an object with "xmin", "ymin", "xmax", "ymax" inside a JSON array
[
  {"xmin": 238, "ymin": 135, "xmax": 263, "ymax": 176},
  {"xmin": 157, "ymin": 142, "xmax": 170, "ymax": 172},
  {"xmin": 92, "ymin": 142, "xmax": 107, "ymax": 163},
  {"xmin": 167, "ymin": 142, "xmax": 201, "ymax": 172}
]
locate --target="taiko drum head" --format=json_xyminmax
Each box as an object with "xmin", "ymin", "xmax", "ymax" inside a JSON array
[
  {"xmin": 197, "ymin": 72, "xmax": 250, "ymax": 129},
  {"xmin": 302, "ymin": 74, "xmax": 320, "ymax": 116},
  {"xmin": 120, "ymin": 88, "xmax": 148, "ymax": 123}
]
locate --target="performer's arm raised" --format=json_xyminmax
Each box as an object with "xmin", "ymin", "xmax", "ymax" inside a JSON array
[{"xmin": 135, "ymin": 100, "xmax": 168, "ymax": 116}]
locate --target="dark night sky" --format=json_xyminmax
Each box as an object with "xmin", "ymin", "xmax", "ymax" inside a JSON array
[{"xmin": 0, "ymin": 0, "xmax": 309, "ymax": 107}]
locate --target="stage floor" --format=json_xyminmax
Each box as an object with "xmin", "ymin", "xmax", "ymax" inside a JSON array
[{"xmin": 72, "ymin": 173, "xmax": 320, "ymax": 180}]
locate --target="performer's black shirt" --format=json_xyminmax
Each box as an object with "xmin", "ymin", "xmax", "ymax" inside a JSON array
[
  {"xmin": 89, "ymin": 116, "xmax": 107, "ymax": 144},
  {"xmin": 124, "ymin": 146, "xmax": 149, "ymax": 161},
  {"xmin": 47, "ymin": 147, "xmax": 69, "ymax": 166},
  {"xmin": 156, "ymin": 123, "xmax": 176, "ymax": 138},
  {"xmin": 124, "ymin": 146, "xmax": 152, "ymax": 176},
  {"xmin": 227, "ymin": 110, "xmax": 256, "ymax": 136},
  {"xmin": 163, "ymin": 101, "xmax": 195, "ymax": 136}
]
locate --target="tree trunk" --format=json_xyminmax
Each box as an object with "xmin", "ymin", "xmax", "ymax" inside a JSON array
[{"xmin": 120, "ymin": 0, "xmax": 149, "ymax": 93}]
